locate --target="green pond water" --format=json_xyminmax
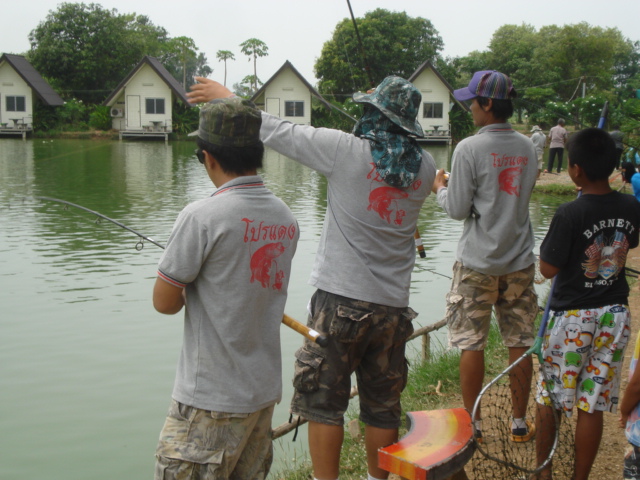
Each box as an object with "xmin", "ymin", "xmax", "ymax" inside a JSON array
[{"xmin": 0, "ymin": 137, "xmax": 565, "ymax": 479}]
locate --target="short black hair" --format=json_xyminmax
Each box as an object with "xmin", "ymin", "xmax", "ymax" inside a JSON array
[
  {"xmin": 566, "ymin": 128, "xmax": 616, "ymax": 181},
  {"xmin": 476, "ymin": 97, "xmax": 514, "ymax": 122},
  {"xmin": 196, "ymin": 137, "xmax": 264, "ymax": 175}
]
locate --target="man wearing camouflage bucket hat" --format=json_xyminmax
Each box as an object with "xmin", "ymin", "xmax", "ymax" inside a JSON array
[
  {"xmin": 431, "ymin": 70, "xmax": 539, "ymax": 450},
  {"xmin": 153, "ymin": 97, "xmax": 299, "ymax": 480},
  {"xmin": 188, "ymin": 76, "xmax": 436, "ymax": 480}
]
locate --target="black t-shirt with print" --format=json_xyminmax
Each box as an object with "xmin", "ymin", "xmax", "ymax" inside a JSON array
[{"xmin": 541, "ymin": 191, "xmax": 640, "ymax": 310}]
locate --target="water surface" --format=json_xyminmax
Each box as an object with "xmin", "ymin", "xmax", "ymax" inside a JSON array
[{"xmin": 0, "ymin": 138, "xmax": 565, "ymax": 479}]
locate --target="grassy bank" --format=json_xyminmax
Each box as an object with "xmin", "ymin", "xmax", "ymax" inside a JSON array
[{"xmin": 273, "ymin": 323, "xmax": 510, "ymax": 480}]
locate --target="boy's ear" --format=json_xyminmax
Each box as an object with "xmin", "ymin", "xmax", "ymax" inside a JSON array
[{"xmin": 203, "ymin": 150, "xmax": 217, "ymax": 169}]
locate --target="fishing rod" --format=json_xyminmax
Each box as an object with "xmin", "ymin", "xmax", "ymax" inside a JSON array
[
  {"xmin": 346, "ymin": 0, "xmax": 374, "ymax": 89},
  {"xmin": 345, "ymin": 0, "xmax": 427, "ymax": 259},
  {"xmin": 36, "ymin": 196, "xmax": 164, "ymax": 250},
  {"xmin": 36, "ymin": 196, "xmax": 329, "ymax": 347}
]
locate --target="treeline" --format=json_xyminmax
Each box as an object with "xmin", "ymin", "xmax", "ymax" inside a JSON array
[
  {"xmin": 10, "ymin": 4, "xmax": 640, "ymax": 145},
  {"xmin": 312, "ymin": 9, "xmax": 640, "ymax": 145}
]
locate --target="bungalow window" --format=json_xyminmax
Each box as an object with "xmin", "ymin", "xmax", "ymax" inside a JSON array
[
  {"xmin": 423, "ymin": 102, "xmax": 443, "ymax": 119},
  {"xmin": 285, "ymin": 101, "xmax": 304, "ymax": 117},
  {"xmin": 146, "ymin": 98, "xmax": 165, "ymax": 115},
  {"xmin": 6, "ymin": 96, "xmax": 26, "ymax": 112}
]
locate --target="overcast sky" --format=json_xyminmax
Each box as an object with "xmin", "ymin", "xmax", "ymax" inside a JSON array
[{"xmin": 2, "ymin": 0, "xmax": 639, "ymax": 90}]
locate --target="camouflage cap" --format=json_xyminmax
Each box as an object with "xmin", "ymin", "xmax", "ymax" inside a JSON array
[
  {"xmin": 189, "ymin": 97, "xmax": 262, "ymax": 147},
  {"xmin": 352, "ymin": 76, "xmax": 424, "ymax": 137}
]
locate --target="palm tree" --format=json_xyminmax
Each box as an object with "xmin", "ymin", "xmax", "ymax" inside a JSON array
[
  {"xmin": 239, "ymin": 38, "xmax": 268, "ymax": 92},
  {"xmin": 216, "ymin": 50, "xmax": 235, "ymax": 87}
]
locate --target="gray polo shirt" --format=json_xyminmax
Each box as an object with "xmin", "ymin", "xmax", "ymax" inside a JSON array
[
  {"xmin": 436, "ymin": 123, "xmax": 537, "ymax": 275},
  {"xmin": 260, "ymin": 112, "xmax": 436, "ymax": 308},
  {"xmin": 158, "ymin": 176, "xmax": 299, "ymax": 412}
]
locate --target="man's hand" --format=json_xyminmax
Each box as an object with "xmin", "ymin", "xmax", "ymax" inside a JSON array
[
  {"xmin": 187, "ymin": 77, "xmax": 234, "ymax": 104},
  {"xmin": 431, "ymin": 168, "xmax": 448, "ymax": 194}
]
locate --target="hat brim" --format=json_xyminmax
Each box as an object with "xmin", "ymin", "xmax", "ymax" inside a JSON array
[
  {"xmin": 453, "ymin": 87, "xmax": 477, "ymax": 102},
  {"xmin": 353, "ymin": 92, "xmax": 425, "ymax": 137}
]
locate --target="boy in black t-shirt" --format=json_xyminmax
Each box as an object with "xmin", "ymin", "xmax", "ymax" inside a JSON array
[{"xmin": 534, "ymin": 128, "xmax": 640, "ymax": 480}]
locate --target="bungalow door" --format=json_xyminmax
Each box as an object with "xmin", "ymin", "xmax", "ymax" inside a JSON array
[
  {"xmin": 266, "ymin": 97, "xmax": 280, "ymax": 117},
  {"xmin": 126, "ymin": 95, "xmax": 141, "ymax": 129}
]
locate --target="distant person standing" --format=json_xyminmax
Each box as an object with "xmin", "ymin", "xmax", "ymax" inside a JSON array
[
  {"xmin": 530, "ymin": 125, "xmax": 546, "ymax": 178},
  {"xmin": 545, "ymin": 118, "xmax": 568, "ymax": 174},
  {"xmin": 610, "ymin": 127, "xmax": 624, "ymax": 170}
]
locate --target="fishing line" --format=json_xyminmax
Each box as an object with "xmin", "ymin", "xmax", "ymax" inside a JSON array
[{"xmin": 36, "ymin": 196, "xmax": 165, "ymax": 250}]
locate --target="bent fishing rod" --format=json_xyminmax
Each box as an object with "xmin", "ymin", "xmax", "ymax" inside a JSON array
[{"xmin": 36, "ymin": 196, "xmax": 329, "ymax": 347}]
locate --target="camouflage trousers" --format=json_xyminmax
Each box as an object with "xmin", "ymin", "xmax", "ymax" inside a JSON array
[
  {"xmin": 290, "ymin": 289, "xmax": 417, "ymax": 429},
  {"xmin": 155, "ymin": 400, "xmax": 274, "ymax": 480},
  {"xmin": 446, "ymin": 261, "xmax": 538, "ymax": 351}
]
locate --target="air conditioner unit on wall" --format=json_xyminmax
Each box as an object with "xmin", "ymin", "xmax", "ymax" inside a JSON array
[{"xmin": 110, "ymin": 108, "xmax": 124, "ymax": 117}]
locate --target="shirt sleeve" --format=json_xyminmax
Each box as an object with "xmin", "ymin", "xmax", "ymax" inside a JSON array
[
  {"xmin": 157, "ymin": 208, "xmax": 209, "ymax": 286},
  {"xmin": 436, "ymin": 142, "xmax": 476, "ymax": 220},
  {"xmin": 259, "ymin": 112, "xmax": 351, "ymax": 178},
  {"xmin": 540, "ymin": 207, "xmax": 572, "ymax": 269}
]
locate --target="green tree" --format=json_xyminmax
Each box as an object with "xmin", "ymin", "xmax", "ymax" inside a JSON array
[
  {"xmin": 233, "ymin": 75, "xmax": 262, "ymax": 98},
  {"xmin": 28, "ymin": 3, "xmax": 170, "ymax": 103},
  {"xmin": 239, "ymin": 38, "xmax": 268, "ymax": 91},
  {"xmin": 448, "ymin": 22, "xmax": 639, "ymax": 129},
  {"xmin": 533, "ymin": 23, "xmax": 624, "ymax": 100},
  {"xmin": 216, "ymin": 50, "xmax": 235, "ymax": 86},
  {"xmin": 314, "ymin": 9, "xmax": 443, "ymax": 97},
  {"xmin": 167, "ymin": 36, "xmax": 197, "ymax": 88}
]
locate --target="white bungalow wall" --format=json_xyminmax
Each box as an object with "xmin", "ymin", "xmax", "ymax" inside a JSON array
[
  {"xmin": 0, "ymin": 62, "xmax": 33, "ymax": 127},
  {"xmin": 411, "ymin": 68, "xmax": 451, "ymax": 134},
  {"xmin": 262, "ymin": 68, "xmax": 312, "ymax": 125},
  {"xmin": 110, "ymin": 63, "xmax": 173, "ymax": 132}
]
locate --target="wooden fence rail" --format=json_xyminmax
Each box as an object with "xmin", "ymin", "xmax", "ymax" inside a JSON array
[{"xmin": 272, "ymin": 318, "xmax": 447, "ymax": 440}]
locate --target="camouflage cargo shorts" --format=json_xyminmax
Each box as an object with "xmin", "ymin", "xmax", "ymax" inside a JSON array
[
  {"xmin": 290, "ymin": 289, "xmax": 417, "ymax": 429},
  {"xmin": 154, "ymin": 400, "xmax": 274, "ymax": 480},
  {"xmin": 446, "ymin": 261, "xmax": 538, "ymax": 351}
]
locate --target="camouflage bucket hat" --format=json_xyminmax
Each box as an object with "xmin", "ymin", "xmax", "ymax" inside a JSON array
[
  {"xmin": 189, "ymin": 98, "xmax": 262, "ymax": 147},
  {"xmin": 352, "ymin": 76, "xmax": 424, "ymax": 137}
]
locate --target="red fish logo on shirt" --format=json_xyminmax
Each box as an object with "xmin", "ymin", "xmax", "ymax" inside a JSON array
[
  {"xmin": 368, "ymin": 186, "xmax": 408, "ymax": 225},
  {"xmin": 498, "ymin": 166, "xmax": 523, "ymax": 196},
  {"xmin": 250, "ymin": 242, "xmax": 285, "ymax": 290}
]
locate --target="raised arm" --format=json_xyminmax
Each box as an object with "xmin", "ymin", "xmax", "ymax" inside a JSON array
[{"xmin": 187, "ymin": 77, "xmax": 234, "ymax": 104}]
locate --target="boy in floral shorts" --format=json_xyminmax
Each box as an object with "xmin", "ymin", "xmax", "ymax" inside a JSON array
[{"xmin": 534, "ymin": 128, "xmax": 640, "ymax": 480}]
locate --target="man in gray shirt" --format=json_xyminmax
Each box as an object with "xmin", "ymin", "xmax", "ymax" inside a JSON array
[
  {"xmin": 153, "ymin": 99, "xmax": 299, "ymax": 479},
  {"xmin": 431, "ymin": 70, "xmax": 538, "ymax": 447}
]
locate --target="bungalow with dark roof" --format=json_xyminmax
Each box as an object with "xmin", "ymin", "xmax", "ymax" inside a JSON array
[
  {"xmin": 251, "ymin": 60, "xmax": 336, "ymax": 125},
  {"xmin": 408, "ymin": 61, "xmax": 469, "ymax": 145},
  {"xmin": 0, "ymin": 53, "xmax": 64, "ymax": 138},
  {"xmin": 103, "ymin": 56, "xmax": 193, "ymax": 140}
]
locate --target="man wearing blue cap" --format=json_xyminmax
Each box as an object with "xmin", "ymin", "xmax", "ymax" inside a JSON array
[
  {"xmin": 188, "ymin": 76, "xmax": 437, "ymax": 480},
  {"xmin": 431, "ymin": 70, "xmax": 539, "ymax": 446}
]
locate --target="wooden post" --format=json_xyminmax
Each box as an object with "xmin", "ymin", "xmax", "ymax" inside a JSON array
[{"xmin": 422, "ymin": 332, "xmax": 431, "ymax": 362}]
